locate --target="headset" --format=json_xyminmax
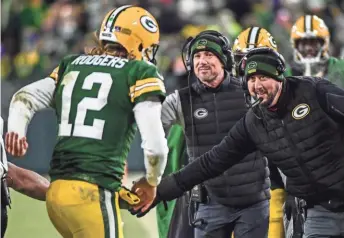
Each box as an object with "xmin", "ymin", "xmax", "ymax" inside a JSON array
[
  {"xmin": 237, "ymin": 47, "xmax": 286, "ymax": 108},
  {"xmin": 182, "ymin": 30, "xmax": 234, "ymax": 72}
]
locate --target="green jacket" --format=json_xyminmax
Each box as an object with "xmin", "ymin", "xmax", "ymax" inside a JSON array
[{"xmin": 156, "ymin": 125, "xmax": 187, "ymax": 238}]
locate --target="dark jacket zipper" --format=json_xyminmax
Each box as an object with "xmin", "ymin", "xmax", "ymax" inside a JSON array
[{"xmin": 213, "ymin": 93, "xmax": 220, "ymax": 134}]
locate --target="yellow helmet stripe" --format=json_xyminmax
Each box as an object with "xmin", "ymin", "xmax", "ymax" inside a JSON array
[
  {"xmin": 247, "ymin": 27, "xmax": 260, "ymax": 49},
  {"xmin": 105, "ymin": 5, "xmax": 132, "ymax": 32},
  {"xmin": 304, "ymin": 15, "xmax": 312, "ymax": 33}
]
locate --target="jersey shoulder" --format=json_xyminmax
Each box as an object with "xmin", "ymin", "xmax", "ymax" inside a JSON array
[
  {"xmin": 127, "ymin": 60, "xmax": 166, "ymax": 104},
  {"xmin": 52, "ymin": 54, "xmax": 81, "ymax": 84},
  {"xmin": 328, "ymin": 56, "xmax": 344, "ymax": 68},
  {"xmin": 59, "ymin": 54, "xmax": 81, "ymax": 71},
  {"xmin": 326, "ymin": 57, "xmax": 344, "ymax": 88}
]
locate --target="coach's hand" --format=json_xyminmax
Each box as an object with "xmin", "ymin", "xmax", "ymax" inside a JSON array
[
  {"xmin": 5, "ymin": 132, "xmax": 28, "ymax": 157},
  {"xmin": 131, "ymin": 177, "xmax": 156, "ymax": 214},
  {"xmin": 130, "ymin": 174, "xmax": 185, "ymax": 218},
  {"xmin": 130, "ymin": 195, "xmax": 166, "ymax": 218}
]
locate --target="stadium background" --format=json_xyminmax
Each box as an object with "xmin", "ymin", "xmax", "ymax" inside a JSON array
[{"xmin": 1, "ymin": 0, "xmax": 344, "ymax": 237}]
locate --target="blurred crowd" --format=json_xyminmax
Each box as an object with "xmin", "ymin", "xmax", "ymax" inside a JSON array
[{"xmin": 1, "ymin": 0, "xmax": 344, "ymax": 108}]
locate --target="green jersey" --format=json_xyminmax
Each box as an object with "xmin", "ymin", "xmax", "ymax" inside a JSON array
[
  {"xmin": 326, "ymin": 57, "xmax": 344, "ymax": 88},
  {"xmin": 50, "ymin": 54, "xmax": 166, "ymax": 191},
  {"xmin": 289, "ymin": 57, "xmax": 344, "ymax": 89}
]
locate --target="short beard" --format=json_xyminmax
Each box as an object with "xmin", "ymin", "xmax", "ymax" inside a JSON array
[
  {"xmin": 256, "ymin": 87, "xmax": 279, "ymax": 108},
  {"xmin": 199, "ymin": 74, "xmax": 217, "ymax": 82}
]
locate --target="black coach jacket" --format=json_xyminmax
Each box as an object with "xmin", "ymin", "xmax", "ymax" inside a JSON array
[{"xmin": 168, "ymin": 76, "xmax": 344, "ymax": 208}]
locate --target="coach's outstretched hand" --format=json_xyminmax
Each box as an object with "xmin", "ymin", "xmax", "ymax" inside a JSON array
[{"xmin": 129, "ymin": 196, "xmax": 164, "ymax": 218}]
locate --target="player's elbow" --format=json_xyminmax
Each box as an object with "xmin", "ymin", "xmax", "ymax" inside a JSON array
[{"xmin": 144, "ymin": 139, "xmax": 169, "ymax": 159}]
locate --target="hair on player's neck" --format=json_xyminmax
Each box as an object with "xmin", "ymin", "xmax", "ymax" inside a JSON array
[{"xmin": 84, "ymin": 32, "xmax": 135, "ymax": 59}]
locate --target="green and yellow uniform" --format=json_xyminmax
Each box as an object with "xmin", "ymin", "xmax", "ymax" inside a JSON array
[{"xmin": 46, "ymin": 54, "xmax": 165, "ymax": 238}]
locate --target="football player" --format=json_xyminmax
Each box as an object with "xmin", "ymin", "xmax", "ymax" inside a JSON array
[
  {"xmin": 5, "ymin": 5, "xmax": 168, "ymax": 238},
  {"xmin": 232, "ymin": 27, "xmax": 279, "ymax": 76},
  {"xmin": 232, "ymin": 27, "xmax": 287, "ymax": 238},
  {"xmin": 290, "ymin": 14, "xmax": 344, "ymax": 88}
]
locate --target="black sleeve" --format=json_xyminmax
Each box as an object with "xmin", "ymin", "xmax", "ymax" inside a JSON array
[
  {"xmin": 316, "ymin": 80, "xmax": 344, "ymax": 124},
  {"xmin": 173, "ymin": 115, "xmax": 256, "ymax": 192}
]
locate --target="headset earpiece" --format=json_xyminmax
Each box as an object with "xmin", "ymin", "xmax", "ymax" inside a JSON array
[
  {"xmin": 182, "ymin": 36, "xmax": 195, "ymax": 71},
  {"xmin": 276, "ymin": 53, "xmax": 286, "ymax": 73},
  {"xmin": 237, "ymin": 55, "xmax": 247, "ymax": 77}
]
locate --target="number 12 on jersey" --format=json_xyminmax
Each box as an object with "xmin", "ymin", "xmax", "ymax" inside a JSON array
[{"xmin": 59, "ymin": 71, "xmax": 113, "ymax": 140}]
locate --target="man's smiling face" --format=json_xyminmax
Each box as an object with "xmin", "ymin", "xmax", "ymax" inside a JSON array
[
  {"xmin": 193, "ymin": 51, "xmax": 223, "ymax": 84},
  {"xmin": 247, "ymin": 74, "xmax": 282, "ymax": 107}
]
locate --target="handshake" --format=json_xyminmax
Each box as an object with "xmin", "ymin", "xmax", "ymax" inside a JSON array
[
  {"xmin": 128, "ymin": 177, "xmax": 164, "ymax": 218},
  {"xmin": 129, "ymin": 174, "xmax": 184, "ymax": 218}
]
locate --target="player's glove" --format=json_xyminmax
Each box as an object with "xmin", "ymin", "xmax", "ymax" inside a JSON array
[
  {"xmin": 129, "ymin": 174, "xmax": 184, "ymax": 218},
  {"xmin": 118, "ymin": 186, "xmax": 141, "ymax": 209}
]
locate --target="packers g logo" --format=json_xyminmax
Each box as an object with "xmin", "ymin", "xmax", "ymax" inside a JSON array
[
  {"xmin": 140, "ymin": 16, "xmax": 158, "ymax": 33},
  {"xmin": 268, "ymin": 35, "xmax": 277, "ymax": 49},
  {"xmin": 247, "ymin": 61, "xmax": 257, "ymax": 70},
  {"xmin": 292, "ymin": 103, "xmax": 310, "ymax": 120},
  {"xmin": 198, "ymin": 39, "xmax": 207, "ymax": 46},
  {"xmin": 247, "ymin": 61, "xmax": 257, "ymax": 74},
  {"xmin": 196, "ymin": 39, "xmax": 207, "ymax": 49},
  {"xmin": 194, "ymin": 108, "xmax": 208, "ymax": 119}
]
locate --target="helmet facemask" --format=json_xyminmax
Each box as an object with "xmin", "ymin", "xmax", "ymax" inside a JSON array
[
  {"xmin": 141, "ymin": 44, "xmax": 159, "ymax": 65},
  {"xmin": 291, "ymin": 15, "xmax": 330, "ymax": 72},
  {"xmin": 293, "ymin": 37, "xmax": 328, "ymax": 64}
]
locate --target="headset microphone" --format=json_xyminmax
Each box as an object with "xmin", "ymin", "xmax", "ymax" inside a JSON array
[
  {"xmin": 251, "ymin": 97, "xmax": 263, "ymax": 108},
  {"xmin": 244, "ymin": 93, "xmax": 263, "ymax": 108}
]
